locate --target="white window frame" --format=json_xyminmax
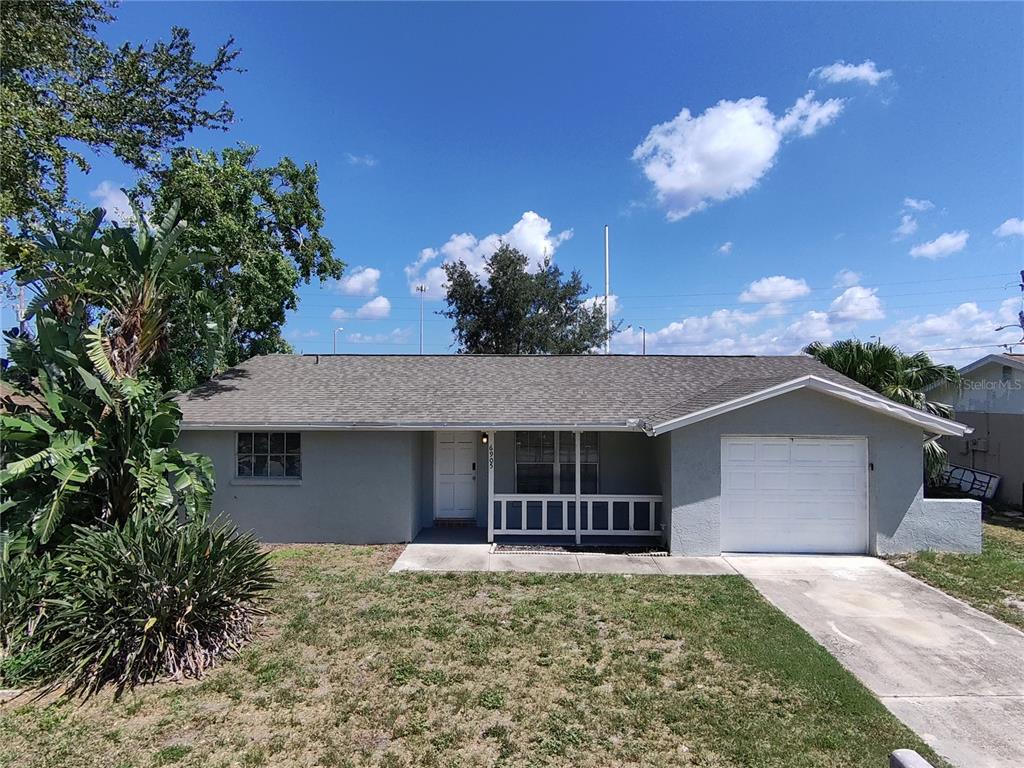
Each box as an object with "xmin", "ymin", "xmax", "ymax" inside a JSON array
[
  {"xmin": 234, "ymin": 431, "xmax": 302, "ymax": 482},
  {"xmin": 514, "ymin": 431, "xmax": 599, "ymax": 494}
]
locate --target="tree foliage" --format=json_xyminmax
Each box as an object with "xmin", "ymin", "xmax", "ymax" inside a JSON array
[
  {"xmin": 442, "ymin": 244, "xmax": 612, "ymax": 354},
  {"xmin": 804, "ymin": 339, "xmax": 961, "ymax": 481},
  {"xmin": 0, "ymin": 0, "xmax": 239, "ymax": 260},
  {"xmin": 1, "ymin": 207, "xmax": 225, "ymax": 562},
  {"xmin": 134, "ymin": 145, "xmax": 342, "ymax": 390}
]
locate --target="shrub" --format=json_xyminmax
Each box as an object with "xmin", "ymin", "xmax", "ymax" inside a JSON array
[{"xmin": 2, "ymin": 510, "xmax": 274, "ymax": 695}]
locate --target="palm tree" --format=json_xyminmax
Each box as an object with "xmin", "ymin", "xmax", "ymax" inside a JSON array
[{"xmin": 804, "ymin": 339, "xmax": 960, "ymax": 482}]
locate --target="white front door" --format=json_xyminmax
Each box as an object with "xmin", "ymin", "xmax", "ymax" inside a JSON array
[
  {"xmin": 720, "ymin": 436, "xmax": 869, "ymax": 554},
  {"xmin": 435, "ymin": 431, "xmax": 478, "ymax": 520}
]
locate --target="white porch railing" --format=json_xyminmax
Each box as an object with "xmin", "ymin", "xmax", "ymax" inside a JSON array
[{"xmin": 492, "ymin": 494, "xmax": 663, "ymax": 538}]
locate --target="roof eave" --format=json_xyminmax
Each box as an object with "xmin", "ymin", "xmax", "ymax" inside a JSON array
[{"xmin": 180, "ymin": 420, "xmax": 645, "ymax": 432}]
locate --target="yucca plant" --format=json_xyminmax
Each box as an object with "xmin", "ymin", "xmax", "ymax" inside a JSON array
[{"xmin": 10, "ymin": 510, "xmax": 274, "ymax": 696}]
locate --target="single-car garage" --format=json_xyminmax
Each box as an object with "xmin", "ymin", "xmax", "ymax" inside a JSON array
[{"xmin": 720, "ymin": 436, "xmax": 868, "ymax": 554}]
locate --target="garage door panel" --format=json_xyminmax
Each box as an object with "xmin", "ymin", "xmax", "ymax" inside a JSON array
[
  {"xmin": 724, "ymin": 440, "xmax": 757, "ymax": 462},
  {"xmin": 758, "ymin": 470, "xmax": 790, "ymax": 491},
  {"xmin": 826, "ymin": 441, "xmax": 863, "ymax": 464},
  {"xmin": 725, "ymin": 469, "xmax": 758, "ymax": 490},
  {"xmin": 758, "ymin": 441, "xmax": 791, "ymax": 462},
  {"xmin": 721, "ymin": 436, "xmax": 868, "ymax": 554}
]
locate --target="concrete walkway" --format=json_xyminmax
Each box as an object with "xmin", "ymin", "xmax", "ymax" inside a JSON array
[
  {"xmin": 389, "ymin": 532, "xmax": 735, "ymax": 576},
  {"xmin": 727, "ymin": 555, "xmax": 1024, "ymax": 768}
]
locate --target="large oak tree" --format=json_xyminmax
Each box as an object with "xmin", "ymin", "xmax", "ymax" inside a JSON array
[
  {"xmin": 442, "ymin": 244, "xmax": 612, "ymax": 354},
  {"xmin": 1, "ymin": 0, "xmax": 239, "ymax": 262},
  {"xmin": 135, "ymin": 145, "xmax": 343, "ymax": 391}
]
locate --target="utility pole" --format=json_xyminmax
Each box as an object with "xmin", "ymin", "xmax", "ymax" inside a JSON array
[
  {"xmin": 639, "ymin": 325, "xmax": 646, "ymax": 356},
  {"xmin": 18, "ymin": 286, "xmax": 27, "ymax": 337},
  {"xmin": 415, "ymin": 284, "xmax": 427, "ymax": 354},
  {"xmin": 604, "ymin": 224, "xmax": 610, "ymax": 354},
  {"xmin": 333, "ymin": 326, "xmax": 344, "ymax": 354}
]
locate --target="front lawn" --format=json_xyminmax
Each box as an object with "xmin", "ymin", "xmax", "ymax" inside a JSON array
[
  {"xmin": 1, "ymin": 545, "xmax": 943, "ymax": 768},
  {"xmin": 890, "ymin": 521, "xmax": 1024, "ymax": 631}
]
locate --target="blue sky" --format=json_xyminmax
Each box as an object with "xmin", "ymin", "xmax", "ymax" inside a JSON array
[{"xmin": 67, "ymin": 2, "xmax": 1024, "ymax": 365}]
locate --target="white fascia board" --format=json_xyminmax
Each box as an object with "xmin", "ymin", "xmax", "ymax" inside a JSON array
[
  {"xmin": 649, "ymin": 375, "xmax": 973, "ymax": 438},
  {"xmin": 179, "ymin": 421, "xmax": 641, "ymax": 432},
  {"xmin": 958, "ymin": 354, "xmax": 1024, "ymax": 377}
]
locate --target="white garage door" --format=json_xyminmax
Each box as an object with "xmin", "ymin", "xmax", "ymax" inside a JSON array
[{"xmin": 721, "ymin": 436, "xmax": 868, "ymax": 554}]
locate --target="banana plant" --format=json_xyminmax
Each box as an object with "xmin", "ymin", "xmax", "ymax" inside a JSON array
[
  {"xmin": 23, "ymin": 201, "xmax": 230, "ymax": 380},
  {"xmin": 2, "ymin": 204, "xmax": 225, "ymax": 563}
]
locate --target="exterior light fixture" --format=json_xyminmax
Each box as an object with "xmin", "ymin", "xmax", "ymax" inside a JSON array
[{"xmin": 481, "ymin": 433, "xmax": 489, "ymax": 445}]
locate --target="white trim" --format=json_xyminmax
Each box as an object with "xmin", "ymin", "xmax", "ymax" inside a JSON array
[
  {"xmin": 492, "ymin": 493, "xmax": 663, "ymax": 537},
  {"xmin": 182, "ymin": 421, "xmax": 638, "ymax": 432},
  {"xmin": 957, "ymin": 353, "xmax": 1024, "ymax": 377},
  {"xmin": 433, "ymin": 430, "xmax": 478, "ymax": 521},
  {"xmin": 574, "ymin": 430, "xmax": 581, "ymax": 546},
  {"xmin": 650, "ymin": 375, "xmax": 972, "ymax": 438},
  {"xmin": 229, "ymin": 478, "xmax": 302, "ymax": 487},
  {"xmin": 486, "ymin": 431, "xmax": 495, "ymax": 543}
]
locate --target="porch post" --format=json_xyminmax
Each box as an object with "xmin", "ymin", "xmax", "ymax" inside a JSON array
[
  {"xmin": 486, "ymin": 430, "xmax": 495, "ymax": 543},
  {"xmin": 574, "ymin": 430, "xmax": 582, "ymax": 545}
]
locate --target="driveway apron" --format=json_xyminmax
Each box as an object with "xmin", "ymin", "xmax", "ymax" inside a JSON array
[{"xmin": 727, "ymin": 555, "xmax": 1024, "ymax": 768}]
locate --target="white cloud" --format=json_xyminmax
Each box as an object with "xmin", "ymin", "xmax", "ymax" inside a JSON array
[
  {"xmin": 833, "ymin": 269, "xmax": 861, "ymax": 288},
  {"xmin": 909, "ymin": 230, "xmax": 970, "ymax": 259},
  {"xmin": 613, "ymin": 307, "xmax": 833, "ymax": 356},
  {"xmin": 813, "ymin": 59, "xmax": 893, "ymax": 86},
  {"xmin": 903, "ymin": 197, "xmax": 934, "ymax": 212},
  {"xmin": 829, "ymin": 286, "xmax": 885, "ymax": 322},
  {"xmin": 994, "ymin": 217, "xmax": 1024, "ymax": 238},
  {"xmin": 286, "ymin": 328, "xmax": 319, "ymax": 340},
  {"xmin": 884, "ymin": 298, "xmax": 1021, "ymax": 365},
  {"xmin": 893, "ymin": 213, "xmax": 918, "ymax": 239},
  {"xmin": 333, "ymin": 266, "xmax": 381, "ymax": 296},
  {"xmin": 330, "ymin": 308, "xmax": 350, "ymax": 321},
  {"xmin": 717, "ymin": 241, "xmax": 734, "ymax": 255},
  {"xmin": 405, "ymin": 211, "xmax": 572, "ymax": 299},
  {"xmin": 632, "ymin": 91, "xmax": 843, "ymax": 220},
  {"xmin": 345, "ymin": 153, "xmax": 378, "ymax": 167},
  {"xmin": 775, "ymin": 90, "xmax": 845, "ymax": 137},
  {"xmin": 89, "ymin": 181, "xmax": 135, "ymax": 224},
  {"xmin": 582, "ymin": 293, "xmax": 620, "ymax": 318},
  {"xmin": 739, "ymin": 275, "xmax": 811, "ymax": 304},
  {"xmin": 355, "ymin": 295, "xmax": 391, "ymax": 320},
  {"xmin": 347, "ymin": 328, "xmax": 413, "ymax": 345}
]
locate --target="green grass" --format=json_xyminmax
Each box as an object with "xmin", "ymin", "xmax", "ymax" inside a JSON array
[
  {"xmin": 890, "ymin": 521, "xmax": 1024, "ymax": 631},
  {"xmin": 0, "ymin": 544, "xmax": 944, "ymax": 767}
]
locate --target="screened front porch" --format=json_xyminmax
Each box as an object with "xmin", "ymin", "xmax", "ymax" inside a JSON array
[{"xmin": 484, "ymin": 430, "xmax": 665, "ymax": 543}]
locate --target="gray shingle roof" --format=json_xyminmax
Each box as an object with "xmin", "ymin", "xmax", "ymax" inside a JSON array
[{"xmin": 177, "ymin": 353, "xmax": 876, "ymax": 429}]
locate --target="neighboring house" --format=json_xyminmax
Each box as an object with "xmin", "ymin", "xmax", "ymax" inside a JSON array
[
  {"xmin": 930, "ymin": 353, "xmax": 1024, "ymax": 507},
  {"xmin": 177, "ymin": 354, "xmax": 980, "ymax": 556}
]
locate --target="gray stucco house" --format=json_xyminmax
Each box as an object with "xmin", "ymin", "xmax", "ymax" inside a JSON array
[
  {"xmin": 929, "ymin": 353, "xmax": 1024, "ymax": 507},
  {"xmin": 177, "ymin": 353, "xmax": 981, "ymax": 555}
]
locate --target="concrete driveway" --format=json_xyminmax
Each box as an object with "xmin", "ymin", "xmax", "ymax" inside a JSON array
[{"xmin": 727, "ymin": 555, "xmax": 1024, "ymax": 768}]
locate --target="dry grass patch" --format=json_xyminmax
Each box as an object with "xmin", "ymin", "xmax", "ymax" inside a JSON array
[
  {"xmin": 1, "ymin": 543, "xmax": 944, "ymax": 767},
  {"xmin": 890, "ymin": 521, "xmax": 1024, "ymax": 631}
]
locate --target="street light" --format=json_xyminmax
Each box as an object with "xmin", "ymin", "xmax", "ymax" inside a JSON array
[
  {"xmin": 333, "ymin": 327, "xmax": 344, "ymax": 354},
  {"xmin": 415, "ymin": 284, "xmax": 427, "ymax": 354}
]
